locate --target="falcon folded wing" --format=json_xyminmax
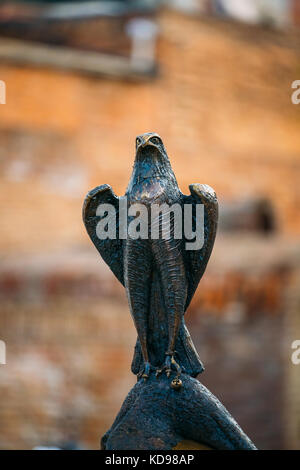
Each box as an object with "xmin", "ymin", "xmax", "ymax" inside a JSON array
[
  {"xmin": 83, "ymin": 184, "xmax": 124, "ymax": 286},
  {"xmin": 182, "ymin": 184, "xmax": 218, "ymax": 311}
]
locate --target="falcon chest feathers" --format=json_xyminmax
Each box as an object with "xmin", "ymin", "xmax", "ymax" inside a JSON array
[{"xmin": 83, "ymin": 133, "xmax": 218, "ymax": 385}]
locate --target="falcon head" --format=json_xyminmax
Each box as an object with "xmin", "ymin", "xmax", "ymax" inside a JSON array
[
  {"xmin": 129, "ymin": 132, "xmax": 177, "ymax": 185},
  {"xmin": 135, "ymin": 132, "xmax": 168, "ymax": 163}
]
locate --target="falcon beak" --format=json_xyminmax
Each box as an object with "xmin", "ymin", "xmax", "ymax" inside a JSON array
[
  {"xmin": 135, "ymin": 134, "xmax": 162, "ymax": 161},
  {"xmin": 140, "ymin": 136, "xmax": 152, "ymax": 148}
]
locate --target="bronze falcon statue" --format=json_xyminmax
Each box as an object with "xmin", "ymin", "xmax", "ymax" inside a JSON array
[{"xmin": 83, "ymin": 132, "xmax": 218, "ymax": 382}]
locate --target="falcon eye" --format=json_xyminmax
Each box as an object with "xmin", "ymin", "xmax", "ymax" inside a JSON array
[
  {"xmin": 136, "ymin": 137, "xmax": 141, "ymax": 146},
  {"xmin": 150, "ymin": 137, "xmax": 160, "ymax": 145}
]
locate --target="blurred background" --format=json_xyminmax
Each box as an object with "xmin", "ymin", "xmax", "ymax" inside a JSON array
[{"xmin": 0, "ymin": 0, "xmax": 300, "ymax": 450}]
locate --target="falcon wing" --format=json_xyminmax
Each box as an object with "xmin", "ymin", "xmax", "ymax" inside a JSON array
[
  {"xmin": 82, "ymin": 184, "xmax": 124, "ymax": 286},
  {"xmin": 182, "ymin": 184, "xmax": 218, "ymax": 311}
]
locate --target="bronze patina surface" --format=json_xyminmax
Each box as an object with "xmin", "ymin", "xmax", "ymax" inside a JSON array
[{"xmin": 83, "ymin": 133, "xmax": 256, "ymax": 450}]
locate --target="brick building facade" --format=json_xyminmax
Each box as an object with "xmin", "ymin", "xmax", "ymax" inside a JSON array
[{"xmin": 0, "ymin": 9, "xmax": 299, "ymax": 449}]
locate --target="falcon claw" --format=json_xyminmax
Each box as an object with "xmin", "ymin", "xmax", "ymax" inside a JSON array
[
  {"xmin": 156, "ymin": 354, "xmax": 182, "ymax": 380},
  {"xmin": 171, "ymin": 356, "xmax": 182, "ymax": 376},
  {"xmin": 138, "ymin": 361, "xmax": 153, "ymax": 381}
]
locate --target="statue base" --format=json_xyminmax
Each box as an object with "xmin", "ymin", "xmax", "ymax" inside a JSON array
[{"xmin": 101, "ymin": 373, "xmax": 256, "ymax": 450}]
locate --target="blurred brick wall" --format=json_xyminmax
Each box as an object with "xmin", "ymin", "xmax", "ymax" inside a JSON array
[
  {"xmin": 292, "ymin": 0, "xmax": 300, "ymax": 26},
  {"xmin": 0, "ymin": 296, "xmax": 136, "ymax": 449},
  {"xmin": 0, "ymin": 11, "xmax": 299, "ymax": 257},
  {"xmin": 0, "ymin": 10, "xmax": 300, "ymax": 449},
  {"xmin": 284, "ymin": 273, "xmax": 300, "ymax": 450},
  {"xmin": 0, "ymin": 236, "xmax": 298, "ymax": 449}
]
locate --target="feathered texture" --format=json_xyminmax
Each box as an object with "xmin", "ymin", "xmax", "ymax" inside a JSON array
[
  {"xmin": 183, "ymin": 184, "xmax": 218, "ymax": 311},
  {"xmin": 82, "ymin": 133, "xmax": 218, "ymax": 379},
  {"xmin": 82, "ymin": 184, "xmax": 124, "ymax": 286},
  {"xmin": 83, "ymin": 183, "xmax": 218, "ymax": 313}
]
